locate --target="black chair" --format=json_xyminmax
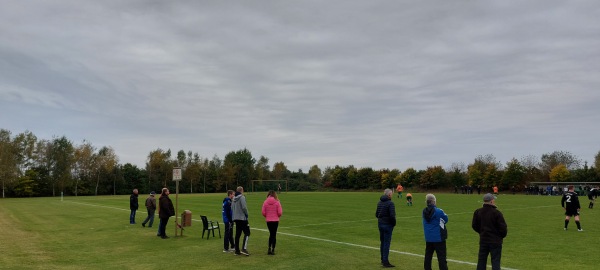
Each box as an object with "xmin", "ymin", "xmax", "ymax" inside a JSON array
[{"xmin": 201, "ymin": 215, "xmax": 221, "ymax": 239}]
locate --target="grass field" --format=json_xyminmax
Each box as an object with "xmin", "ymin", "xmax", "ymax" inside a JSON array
[{"xmin": 0, "ymin": 191, "xmax": 597, "ymax": 270}]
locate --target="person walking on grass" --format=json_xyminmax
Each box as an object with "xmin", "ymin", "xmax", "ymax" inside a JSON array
[
  {"xmin": 376, "ymin": 188, "xmax": 396, "ymax": 268},
  {"xmin": 262, "ymin": 190, "xmax": 283, "ymax": 255},
  {"xmin": 422, "ymin": 194, "xmax": 448, "ymax": 270},
  {"xmin": 222, "ymin": 190, "xmax": 235, "ymax": 252},
  {"xmin": 472, "ymin": 193, "xmax": 507, "ymax": 270},
  {"xmin": 141, "ymin": 191, "xmax": 156, "ymax": 228},
  {"xmin": 232, "ymin": 186, "xmax": 251, "ymax": 256},
  {"xmin": 158, "ymin": 188, "xmax": 175, "ymax": 239},
  {"xmin": 562, "ymin": 185, "xmax": 583, "ymax": 231},
  {"xmin": 129, "ymin": 189, "xmax": 139, "ymax": 224}
]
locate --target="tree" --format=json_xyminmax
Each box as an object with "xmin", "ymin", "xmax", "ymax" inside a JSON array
[
  {"xmin": 49, "ymin": 136, "xmax": 75, "ymax": 196},
  {"xmin": 448, "ymin": 162, "xmax": 467, "ymax": 188},
  {"xmin": 502, "ymin": 158, "xmax": 525, "ymax": 190},
  {"xmin": 399, "ymin": 167, "xmax": 418, "ymax": 187},
  {"xmin": 254, "ymin": 156, "xmax": 270, "ymax": 180},
  {"xmin": 0, "ymin": 129, "xmax": 18, "ymax": 198},
  {"xmin": 95, "ymin": 146, "xmax": 118, "ymax": 195},
  {"xmin": 73, "ymin": 140, "xmax": 96, "ymax": 196},
  {"xmin": 272, "ymin": 162, "xmax": 289, "ymax": 181},
  {"xmin": 419, "ymin": 166, "xmax": 446, "ymax": 190},
  {"xmin": 549, "ymin": 164, "xmax": 571, "ymax": 182},
  {"xmin": 307, "ymin": 165, "xmax": 323, "ymax": 189},
  {"xmin": 540, "ymin": 151, "xmax": 581, "ymax": 172},
  {"xmin": 223, "ymin": 148, "xmax": 256, "ymax": 188},
  {"xmin": 595, "ymin": 151, "xmax": 600, "ymax": 179}
]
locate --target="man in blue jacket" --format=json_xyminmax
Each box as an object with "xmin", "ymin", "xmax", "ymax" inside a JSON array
[
  {"xmin": 222, "ymin": 190, "xmax": 235, "ymax": 252},
  {"xmin": 422, "ymin": 194, "xmax": 448, "ymax": 270}
]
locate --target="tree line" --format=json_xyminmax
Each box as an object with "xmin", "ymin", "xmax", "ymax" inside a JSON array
[{"xmin": 1, "ymin": 129, "xmax": 599, "ymax": 198}]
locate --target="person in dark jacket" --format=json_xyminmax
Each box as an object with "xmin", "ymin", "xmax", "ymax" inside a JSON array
[
  {"xmin": 472, "ymin": 193, "xmax": 508, "ymax": 270},
  {"xmin": 222, "ymin": 190, "xmax": 235, "ymax": 252},
  {"xmin": 375, "ymin": 188, "xmax": 396, "ymax": 268},
  {"xmin": 129, "ymin": 189, "xmax": 139, "ymax": 224},
  {"xmin": 142, "ymin": 191, "xmax": 156, "ymax": 227},
  {"xmin": 422, "ymin": 194, "xmax": 448, "ymax": 270},
  {"xmin": 158, "ymin": 188, "xmax": 175, "ymax": 239}
]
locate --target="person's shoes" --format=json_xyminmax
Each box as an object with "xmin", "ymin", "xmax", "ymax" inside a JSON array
[
  {"xmin": 223, "ymin": 249, "xmax": 231, "ymax": 253},
  {"xmin": 564, "ymin": 228, "xmax": 567, "ymax": 231},
  {"xmin": 161, "ymin": 236, "xmax": 169, "ymax": 239},
  {"xmin": 240, "ymin": 249, "xmax": 250, "ymax": 256},
  {"xmin": 234, "ymin": 252, "xmax": 241, "ymax": 256},
  {"xmin": 578, "ymin": 229, "xmax": 583, "ymax": 232},
  {"xmin": 142, "ymin": 223, "xmax": 146, "ymax": 227},
  {"xmin": 382, "ymin": 261, "xmax": 395, "ymax": 268}
]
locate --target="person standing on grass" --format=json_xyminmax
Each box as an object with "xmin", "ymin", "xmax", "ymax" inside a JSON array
[
  {"xmin": 472, "ymin": 193, "xmax": 507, "ymax": 270},
  {"xmin": 422, "ymin": 194, "xmax": 448, "ymax": 270},
  {"xmin": 141, "ymin": 191, "xmax": 156, "ymax": 228},
  {"xmin": 158, "ymin": 188, "xmax": 175, "ymax": 239},
  {"xmin": 406, "ymin": 193, "xmax": 413, "ymax": 206},
  {"xmin": 262, "ymin": 190, "xmax": 283, "ymax": 255},
  {"xmin": 129, "ymin": 189, "xmax": 139, "ymax": 224},
  {"xmin": 376, "ymin": 188, "xmax": 396, "ymax": 268},
  {"xmin": 222, "ymin": 190, "xmax": 235, "ymax": 252},
  {"xmin": 562, "ymin": 185, "xmax": 583, "ymax": 231},
  {"xmin": 396, "ymin": 184, "xmax": 403, "ymax": 198},
  {"xmin": 232, "ymin": 186, "xmax": 251, "ymax": 256}
]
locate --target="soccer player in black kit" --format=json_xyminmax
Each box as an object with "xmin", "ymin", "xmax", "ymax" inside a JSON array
[{"xmin": 561, "ymin": 185, "xmax": 582, "ymax": 231}]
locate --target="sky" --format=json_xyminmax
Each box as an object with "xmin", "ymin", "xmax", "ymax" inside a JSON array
[{"xmin": 1, "ymin": 1, "xmax": 599, "ymax": 172}]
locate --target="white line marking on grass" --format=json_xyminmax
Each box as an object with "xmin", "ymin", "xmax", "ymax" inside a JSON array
[{"xmin": 66, "ymin": 200, "xmax": 520, "ymax": 270}]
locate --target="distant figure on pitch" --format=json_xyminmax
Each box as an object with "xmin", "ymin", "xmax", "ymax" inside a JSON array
[
  {"xmin": 562, "ymin": 185, "xmax": 582, "ymax": 231},
  {"xmin": 277, "ymin": 183, "xmax": 282, "ymax": 194},
  {"xmin": 129, "ymin": 189, "xmax": 139, "ymax": 224},
  {"xmin": 158, "ymin": 188, "xmax": 175, "ymax": 239},
  {"xmin": 588, "ymin": 187, "xmax": 598, "ymax": 209},
  {"xmin": 232, "ymin": 186, "xmax": 251, "ymax": 256},
  {"xmin": 262, "ymin": 190, "xmax": 283, "ymax": 255},
  {"xmin": 396, "ymin": 183, "xmax": 404, "ymax": 198},
  {"xmin": 222, "ymin": 190, "xmax": 235, "ymax": 252},
  {"xmin": 376, "ymin": 188, "xmax": 396, "ymax": 268},
  {"xmin": 493, "ymin": 185, "xmax": 498, "ymax": 196},
  {"xmin": 142, "ymin": 191, "xmax": 156, "ymax": 228},
  {"xmin": 406, "ymin": 193, "xmax": 413, "ymax": 206},
  {"xmin": 472, "ymin": 193, "xmax": 507, "ymax": 270},
  {"xmin": 422, "ymin": 194, "xmax": 448, "ymax": 270}
]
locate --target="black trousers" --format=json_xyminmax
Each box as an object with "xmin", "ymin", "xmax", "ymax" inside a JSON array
[
  {"xmin": 267, "ymin": 221, "xmax": 279, "ymax": 250},
  {"xmin": 477, "ymin": 243, "xmax": 502, "ymax": 270},
  {"xmin": 224, "ymin": 222, "xmax": 234, "ymax": 250},
  {"xmin": 159, "ymin": 217, "xmax": 169, "ymax": 237},
  {"xmin": 424, "ymin": 241, "xmax": 448, "ymax": 270},
  {"xmin": 234, "ymin": 220, "xmax": 250, "ymax": 252}
]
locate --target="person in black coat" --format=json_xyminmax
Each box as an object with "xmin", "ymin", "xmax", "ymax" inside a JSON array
[
  {"xmin": 375, "ymin": 188, "xmax": 396, "ymax": 268},
  {"xmin": 158, "ymin": 188, "xmax": 175, "ymax": 239},
  {"xmin": 472, "ymin": 193, "xmax": 508, "ymax": 270},
  {"xmin": 129, "ymin": 189, "xmax": 139, "ymax": 224}
]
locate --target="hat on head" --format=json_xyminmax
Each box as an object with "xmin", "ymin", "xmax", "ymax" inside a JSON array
[
  {"xmin": 150, "ymin": 191, "xmax": 156, "ymax": 195},
  {"xmin": 483, "ymin": 193, "xmax": 496, "ymax": 202}
]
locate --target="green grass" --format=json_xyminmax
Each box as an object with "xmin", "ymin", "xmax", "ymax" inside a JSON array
[{"xmin": 0, "ymin": 192, "xmax": 597, "ymax": 269}]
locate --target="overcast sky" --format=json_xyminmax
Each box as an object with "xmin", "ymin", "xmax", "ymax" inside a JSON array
[{"xmin": 1, "ymin": 1, "xmax": 599, "ymax": 172}]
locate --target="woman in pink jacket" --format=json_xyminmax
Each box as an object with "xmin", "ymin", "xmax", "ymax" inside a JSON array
[{"xmin": 262, "ymin": 190, "xmax": 283, "ymax": 255}]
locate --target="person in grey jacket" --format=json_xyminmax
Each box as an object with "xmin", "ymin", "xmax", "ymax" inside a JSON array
[{"xmin": 232, "ymin": 186, "xmax": 251, "ymax": 256}]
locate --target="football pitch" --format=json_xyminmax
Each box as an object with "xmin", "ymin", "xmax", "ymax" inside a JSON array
[{"xmin": 0, "ymin": 192, "xmax": 597, "ymax": 269}]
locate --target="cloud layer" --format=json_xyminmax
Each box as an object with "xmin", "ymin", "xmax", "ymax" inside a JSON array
[{"xmin": 2, "ymin": 1, "xmax": 599, "ymax": 171}]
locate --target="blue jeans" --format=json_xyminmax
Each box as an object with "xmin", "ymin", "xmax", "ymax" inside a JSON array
[
  {"xmin": 142, "ymin": 209, "xmax": 155, "ymax": 227},
  {"xmin": 156, "ymin": 219, "xmax": 162, "ymax": 236},
  {"xmin": 130, "ymin": 209, "xmax": 137, "ymax": 224},
  {"xmin": 477, "ymin": 243, "xmax": 502, "ymax": 270},
  {"xmin": 378, "ymin": 223, "xmax": 394, "ymax": 263}
]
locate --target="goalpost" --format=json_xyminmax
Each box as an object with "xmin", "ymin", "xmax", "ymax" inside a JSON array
[{"xmin": 251, "ymin": 180, "xmax": 288, "ymax": 193}]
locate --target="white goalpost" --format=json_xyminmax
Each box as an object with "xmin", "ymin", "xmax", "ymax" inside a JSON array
[{"xmin": 251, "ymin": 180, "xmax": 288, "ymax": 193}]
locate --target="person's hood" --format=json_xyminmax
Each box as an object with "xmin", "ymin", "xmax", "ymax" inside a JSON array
[
  {"xmin": 423, "ymin": 205, "xmax": 435, "ymax": 222},
  {"xmin": 233, "ymin": 192, "xmax": 243, "ymax": 202},
  {"xmin": 380, "ymin": 195, "xmax": 390, "ymax": 202},
  {"xmin": 265, "ymin": 196, "xmax": 278, "ymax": 205}
]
